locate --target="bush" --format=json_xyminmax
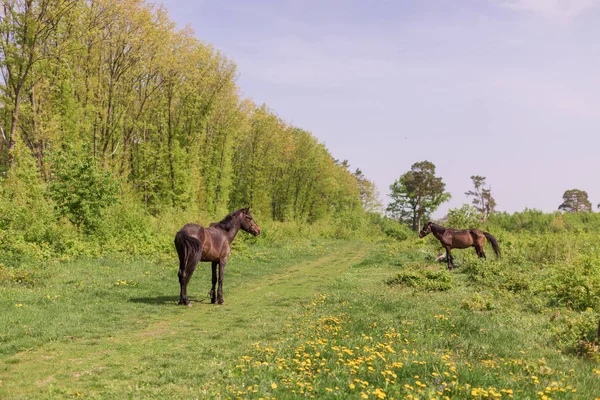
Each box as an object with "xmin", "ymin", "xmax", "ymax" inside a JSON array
[
  {"xmin": 487, "ymin": 209, "xmax": 600, "ymax": 234},
  {"xmin": 460, "ymin": 293, "xmax": 497, "ymax": 311},
  {"xmin": 446, "ymin": 204, "xmax": 482, "ymax": 229},
  {"xmin": 370, "ymin": 214, "xmax": 413, "ymax": 241},
  {"xmin": 0, "ymin": 263, "xmax": 39, "ymax": 287},
  {"xmin": 545, "ymin": 254, "xmax": 600, "ymax": 311},
  {"xmin": 386, "ymin": 268, "xmax": 453, "ymax": 291},
  {"xmin": 0, "ymin": 144, "xmax": 76, "ymax": 265},
  {"xmin": 553, "ymin": 308, "xmax": 600, "ymax": 359},
  {"xmin": 49, "ymin": 149, "xmax": 119, "ymax": 232}
]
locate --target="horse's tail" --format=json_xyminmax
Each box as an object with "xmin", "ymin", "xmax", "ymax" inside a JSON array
[
  {"xmin": 174, "ymin": 230, "xmax": 202, "ymax": 271},
  {"xmin": 484, "ymin": 232, "xmax": 500, "ymax": 258}
]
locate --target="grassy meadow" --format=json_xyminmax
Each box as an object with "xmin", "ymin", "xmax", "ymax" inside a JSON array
[
  {"xmin": 2, "ymin": 221, "xmax": 600, "ymax": 399},
  {"xmin": 1, "ymin": 1, "xmax": 599, "ymax": 399}
]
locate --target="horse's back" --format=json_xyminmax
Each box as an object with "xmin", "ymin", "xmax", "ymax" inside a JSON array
[
  {"xmin": 179, "ymin": 223, "xmax": 206, "ymax": 241},
  {"xmin": 467, "ymin": 229, "xmax": 487, "ymax": 246},
  {"xmin": 448, "ymin": 229, "xmax": 474, "ymax": 248}
]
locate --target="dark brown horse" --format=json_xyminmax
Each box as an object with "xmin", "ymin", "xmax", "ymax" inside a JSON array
[
  {"xmin": 419, "ymin": 222, "xmax": 500, "ymax": 270},
  {"xmin": 174, "ymin": 207, "xmax": 261, "ymax": 306}
]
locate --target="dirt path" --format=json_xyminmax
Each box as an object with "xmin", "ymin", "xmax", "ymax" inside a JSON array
[{"xmin": 2, "ymin": 242, "xmax": 370, "ymax": 398}]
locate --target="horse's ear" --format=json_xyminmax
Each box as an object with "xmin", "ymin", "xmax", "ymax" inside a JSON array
[{"xmin": 244, "ymin": 207, "xmax": 250, "ymax": 213}]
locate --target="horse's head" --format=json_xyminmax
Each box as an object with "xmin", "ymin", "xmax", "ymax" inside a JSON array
[
  {"xmin": 419, "ymin": 222, "xmax": 433, "ymax": 238},
  {"xmin": 239, "ymin": 207, "xmax": 261, "ymax": 236}
]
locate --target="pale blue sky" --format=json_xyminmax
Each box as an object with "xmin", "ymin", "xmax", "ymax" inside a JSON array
[{"xmin": 160, "ymin": 0, "xmax": 600, "ymax": 216}]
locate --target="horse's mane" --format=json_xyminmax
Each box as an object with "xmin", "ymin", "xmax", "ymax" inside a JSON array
[
  {"xmin": 429, "ymin": 222, "xmax": 446, "ymax": 234},
  {"xmin": 210, "ymin": 208, "xmax": 245, "ymax": 230}
]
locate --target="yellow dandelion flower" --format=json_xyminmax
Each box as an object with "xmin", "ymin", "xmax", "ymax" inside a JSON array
[{"xmin": 271, "ymin": 383, "xmax": 277, "ymax": 389}]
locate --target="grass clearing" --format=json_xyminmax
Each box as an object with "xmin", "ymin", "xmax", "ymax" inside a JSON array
[
  {"xmin": 2, "ymin": 239, "xmax": 600, "ymax": 399},
  {"xmin": 1, "ymin": 240, "xmax": 364, "ymax": 398}
]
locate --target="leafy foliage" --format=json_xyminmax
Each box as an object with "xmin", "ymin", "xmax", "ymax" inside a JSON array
[
  {"xmin": 386, "ymin": 268, "xmax": 453, "ymax": 291},
  {"xmin": 445, "ymin": 204, "xmax": 482, "ymax": 229},
  {"xmin": 546, "ymin": 254, "xmax": 600, "ymax": 311},
  {"xmin": 49, "ymin": 149, "xmax": 119, "ymax": 231},
  {"xmin": 553, "ymin": 309, "xmax": 600, "ymax": 359},
  {"xmin": 387, "ymin": 161, "xmax": 451, "ymax": 231},
  {"xmin": 460, "ymin": 292, "xmax": 497, "ymax": 311},
  {"xmin": 0, "ymin": 0, "xmax": 371, "ymax": 259},
  {"xmin": 558, "ymin": 189, "xmax": 592, "ymax": 213},
  {"xmin": 354, "ymin": 168, "xmax": 382, "ymax": 213},
  {"xmin": 465, "ymin": 175, "xmax": 496, "ymax": 222},
  {"xmin": 0, "ymin": 141, "xmax": 72, "ymax": 265},
  {"xmin": 370, "ymin": 213, "xmax": 414, "ymax": 241}
]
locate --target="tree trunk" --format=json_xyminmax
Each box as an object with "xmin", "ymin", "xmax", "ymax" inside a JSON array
[
  {"xmin": 7, "ymin": 97, "xmax": 21, "ymax": 166},
  {"xmin": 416, "ymin": 184, "xmax": 423, "ymax": 232}
]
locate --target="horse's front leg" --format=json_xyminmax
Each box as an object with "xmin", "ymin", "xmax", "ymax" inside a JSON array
[
  {"xmin": 217, "ymin": 258, "xmax": 227, "ymax": 305},
  {"xmin": 210, "ymin": 262, "xmax": 217, "ymax": 304}
]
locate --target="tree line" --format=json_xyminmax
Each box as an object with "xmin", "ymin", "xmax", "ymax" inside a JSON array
[
  {"xmin": 0, "ymin": 0, "xmax": 593, "ymax": 253},
  {"xmin": 0, "ymin": 0, "xmax": 377, "ymax": 236}
]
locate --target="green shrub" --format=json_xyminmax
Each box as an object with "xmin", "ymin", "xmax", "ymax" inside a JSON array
[
  {"xmin": 386, "ymin": 268, "xmax": 453, "ymax": 291},
  {"xmin": 545, "ymin": 254, "xmax": 600, "ymax": 311},
  {"xmin": 460, "ymin": 292, "xmax": 497, "ymax": 311},
  {"xmin": 499, "ymin": 273, "xmax": 531, "ymax": 293},
  {"xmin": 488, "ymin": 209, "xmax": 600, "ymax": 234},
  {"xmin": 0, "ymin": 263, "xmax": 38, "ymax": 287},
  {"xmin": 446, "ymin": 204, "xmax": 482, "ymax": 229},
  {"xmin": 462, "ymin": 257, "xmax": 501, "ymax": 282},
  {"xmin": 49, "ymin": 149, "xmax": 119, "ymax": 232},
  {"xmin": 0, "ymin": 144, "xmax": 75, "ymax": 265},
  {"xmin": 552, "ymin": 309, "xmax": 600, "ymax": 359},
  {"xmin": 369, "ymin": 214, "xmax": 413, "ymax": 241}
]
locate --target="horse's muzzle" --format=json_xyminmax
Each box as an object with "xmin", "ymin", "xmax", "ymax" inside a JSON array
[{"xmin": 252, "ymin": 227, "xmax": 261, "ymax": 236}]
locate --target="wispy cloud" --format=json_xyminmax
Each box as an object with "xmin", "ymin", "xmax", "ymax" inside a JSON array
[
  {"xmin": 498, "ymin": 0, "xmax": 600, "ymax": 19},
  {"xmin": 235, "ymin": 36, "xmax": 399, "ymax": 90},
  {"xmin": 162, "ymin": 0, "xmax": 600, "ymax": 214},
  {"xmin": 485, "ymin": 71, "xmax": 600, "ymax": 118}
]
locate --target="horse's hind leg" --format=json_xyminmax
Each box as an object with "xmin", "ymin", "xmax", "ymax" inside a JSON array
[
  {"xmin": 445, "ymin": 247, "xmax": 455, "ymax": 270},
  {"xmin": 176, "ymin": 244, "xmax": 188, "ymax": 305},
  {"xmin": 178, "ymin": 265, "xmax": 196, "ymax": 306},
  {"xmin": 175, "ymin": 232, "xmax": 202, "ymax": 306},
  {"xmin": 474, "ymin": 246, "xmax": 486, "ymax": 259},
  {"xmin": 178, "ymin": 267, "xmax": 187, "ymax": 305},
  {"xmin": 475, "ymin": 239, "xmax": 487, "ymax": 259}
]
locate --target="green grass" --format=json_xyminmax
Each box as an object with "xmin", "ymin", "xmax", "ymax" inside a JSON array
[{"xmin": 1, "ymin": 238, "xmax": 600, "ymax": 399}]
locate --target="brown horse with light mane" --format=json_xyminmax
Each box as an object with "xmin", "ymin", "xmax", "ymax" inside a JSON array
[
  {"xmin": 419, "ymin": 222, "xmax": 500, "ymax": 270},
  {"xmin": 174, "ymin": 208, "xmax": 261, "ymax": 306}
]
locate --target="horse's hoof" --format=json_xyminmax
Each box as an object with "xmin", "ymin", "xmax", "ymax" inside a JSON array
[{"xmin": 217, "ymin": 299, "xmax": 224, "ymax": 305}]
